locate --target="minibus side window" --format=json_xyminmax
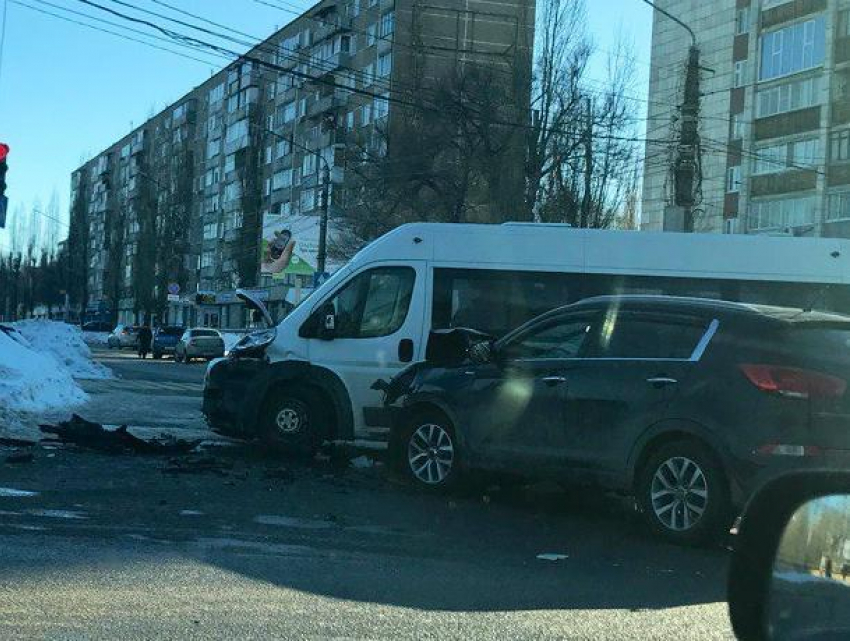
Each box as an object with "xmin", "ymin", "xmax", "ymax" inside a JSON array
[{"xmin": 327, "ymin": 267, "xmax": 416, "ymax": 339}]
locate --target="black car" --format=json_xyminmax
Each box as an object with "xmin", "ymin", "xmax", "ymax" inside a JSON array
[
  {"xmin": 385, "ymin": 296, "xmax": 850, "ymax": 544},
  {"xmin": 81, "ymin": 320, "xmax": 112, "ymax": 332}
]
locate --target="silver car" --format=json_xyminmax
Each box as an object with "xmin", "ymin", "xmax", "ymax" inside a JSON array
[
  {"xmin": 107, "ymin": 325, "xmax": 139, "ymax": 350},
  {"xmin": 175, "ymin": 328, "xmax": 225, "ymax": 363}
]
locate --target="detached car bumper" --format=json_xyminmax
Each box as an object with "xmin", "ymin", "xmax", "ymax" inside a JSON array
[{"xmin": 202, "ymin": 357, "xmax": 267, "ymax": 438}]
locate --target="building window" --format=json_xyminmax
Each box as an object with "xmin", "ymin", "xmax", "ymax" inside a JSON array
[
  {"xmin": 276, "ymin": 139, "xmax": 291, "ymax": 159},
  {"xmin": 749, "ymin": 196, "xmax": 818, "ymax": 231},
  {"xmin": 201, "ymin": 251, "xmax": 216, "ymax": 269},
  {"xmin": 731, "ymin": 114, "xmax": 747, "ymax": 140},
  {"xmin": 205, "ymin": 167, "xmax": 221, "ymax": 187},
  {"xmin": 203, "ymin": 223, "xmax": 219, "ymax": 240},
  {"xmin": 733, "ymin": 60, "xmax": 748, "ymax": 88},
  {"xmin": 830, "ymin": 129, "xmax": 850, "ymax": 162},
  {"xmin": 224, "ymin": 182, "xmax": 242, "ymax": 203},
  {"xmin": 839, "ymin": 10, "xmax": 850, "ymax": 39},
  {"xmin": 209, "ymin": 83, "xmax": 225, "ymax": 105},
  {"xmin": 754, "ymin": 143, "xmax": 788, "ymax": 174},
  {"xmin": 374, "ymin": 93, "xmax": 390, "ymax": 120},
  {"xmin": 367, "ymin": 22, "xmax": 377, "ymax": 46},
  {"xmin": 791, "ymin": 138, "xmax": 821, "ymax": 168},
  {"xmin": 735, "ymin": 7, "xmax": 750, "ymax": 35},
  {"xmin": 727, "ymin": 166, "xmax": 741, "ymax": 193},
  {"xmin": 756, "ymin": 76, "xmax": 821, "ymax": 119},
  {"xmin": 206, "ymin": 138, "xmax": 221, "ymax": 160},
  {"xmin": 759, "ymin": 17, "xmax": 826, "ymax": 82},
  {"xmin": 302, "ymin": 153, "xmax": 317, "ymax": 176},
  {"xmin": 301, "ymin": 188, "xmax": 317, "ymax": 212},
  {"xmin": 377, "ymin": 52, "xmax": 392, "ymax": 77},
  {"xmin": 224, "ymin": 154, "xmax": 236, "ymax": 173},
  {"xmin": 724, "ymin": 218, "xmax": 740, "ymax": 235},
  {"xmin": 360, "ymin": 103, "xmax": 373, "ymax": 127},
  {"xmin": 827, "ymin": 192, "xmax": 850, "ymax": 222},
  {"xmin": 351, "ymin": 0, "xmax": 360, "ymax": 18},
  {"xmin": 272, "ymin": 169, "xmax": 293, "ymax": 191},
  {"xmin": 225, "ymin": 119, "xmax": 249, "ymax": 144},
  {"xmin": 380, "ymin": 11, "xmax": 395, "ymax": 37}
]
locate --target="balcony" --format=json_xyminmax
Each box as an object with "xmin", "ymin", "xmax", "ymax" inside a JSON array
[
  {"xmin": 309, "ymin": 52, "xmax": 351, "ymax": 77},
  {"xmin": 311, "ymin": 16, "xmax": 353, "ymax": 44},
  {"xmin": 307, "ymin": 89, "xmax": 350, "ymax": 119}
]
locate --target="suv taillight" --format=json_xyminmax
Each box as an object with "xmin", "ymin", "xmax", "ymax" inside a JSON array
[{"xmin": 739, "ymin": 364, "xmax": 847, "ymax": 400}]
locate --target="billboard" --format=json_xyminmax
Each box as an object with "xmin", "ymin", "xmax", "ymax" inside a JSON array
[{"xmin": 261, "ymin": 213, "xmax": 322, "ymax": 280}]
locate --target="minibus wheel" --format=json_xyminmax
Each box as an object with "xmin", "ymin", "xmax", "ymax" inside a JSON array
[{"xmin": 261, "ymin": 386, "xmax": 321, "ymax": 458}]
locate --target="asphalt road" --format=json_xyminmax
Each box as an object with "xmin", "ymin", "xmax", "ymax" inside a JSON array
[{"xmin": 0, "ymin": 348, "xmax": 736, "ymax": 639}]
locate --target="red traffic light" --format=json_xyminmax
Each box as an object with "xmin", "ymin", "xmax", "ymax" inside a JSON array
[{"xmin": 0, "ymin": 144, "xmax": 9, "ymax": 162}]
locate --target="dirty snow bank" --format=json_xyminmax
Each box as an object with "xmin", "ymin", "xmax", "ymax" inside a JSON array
[
  {"xmin": 12, "ymin": 320, "xmax": 112, "ymax": 380},
  {"xmin": 0, "ymin": 322, "xmax": 110, "ymax": 441}
]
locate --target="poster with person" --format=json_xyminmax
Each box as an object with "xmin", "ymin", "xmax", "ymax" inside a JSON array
[{"xmin": 260, "ymin": 213, "xmax": 321, "ymax": 279}]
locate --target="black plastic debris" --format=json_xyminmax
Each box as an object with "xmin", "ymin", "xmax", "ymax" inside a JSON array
[{"xmin": 39, "ymin": 414, "xmax": 200, "ymax": 455}]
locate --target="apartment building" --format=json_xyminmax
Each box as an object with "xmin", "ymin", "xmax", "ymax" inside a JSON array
[
  {"xmin": 71, "ymin": 0, "xmax": 535, "ymax": 328},
  {"xmin": 643, "ymin": 0, "xmax": 850, "ymax": 238}
]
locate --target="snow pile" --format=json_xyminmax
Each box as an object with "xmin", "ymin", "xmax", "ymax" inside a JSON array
[
  {"xmin": 0, "ymin": 327, "xmax": 87, "ymax": 411},
  {"xmin": 12, "ymin": 320, "xmax": 112, "ymax": 380},
  {"xmin": 0, "ymin": 321, "xmax": 111, "ymax": 441}
]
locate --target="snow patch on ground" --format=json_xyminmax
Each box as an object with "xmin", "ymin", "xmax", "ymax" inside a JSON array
[
  {"xmin": 0, "ymin": 321, "xmax": 112, "ymax": 441},
  {"xmin": 12, "ymin": 320, "xmax": 112, "ymax": 380}
]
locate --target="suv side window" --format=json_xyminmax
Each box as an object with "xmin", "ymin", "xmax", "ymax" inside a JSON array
[
  {"xmin": 327, "ymin": 267, "xmax": 416, "ymax": 339},
  {"xmin": 502, "ymin": 316, "xmax": 595, "ymax": 361},
  {"xmin": 586, "ymin": 313, "xmax": 710, "ymax": 360}
]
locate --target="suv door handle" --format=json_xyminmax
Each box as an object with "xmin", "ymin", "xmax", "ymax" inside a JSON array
[
  {"xmin": 647, "ymin": 377, "xmax": 678, "ymax": 388},
  {"xmin": 542, "ymin": 376, "xmax": 568, "ymax": 386}
]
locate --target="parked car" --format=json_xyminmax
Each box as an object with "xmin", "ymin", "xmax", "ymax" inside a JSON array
[
  {"xmin": 175, "ymin": 328, "xmax": 225, "ymax": 363},
  {"xmin": 152, "ymin": 326, "xmax": 185, "ymax": 359},
  {"xmin": 82, "ymin": 320, "xmax": 112, "ymax": 332},
  {"xmin": 107, "ymin": 325, "xmax": 139, "ymax": 349},
  {"xmin": 383, "ymin": 295, "xmax": 850, "ymax": 545}
]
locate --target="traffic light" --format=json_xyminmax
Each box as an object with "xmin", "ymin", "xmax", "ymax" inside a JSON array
[{"xmin": 0, "ymin": 143, "xmax": 8, "ymax": 229}]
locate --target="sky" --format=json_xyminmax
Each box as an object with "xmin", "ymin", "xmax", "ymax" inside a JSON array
[{"xmin": 0, "ymin": 0, "xmax": 653, "ymax": 251}]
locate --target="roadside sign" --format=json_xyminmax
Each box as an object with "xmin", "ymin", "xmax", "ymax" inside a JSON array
[
  {"xmin": 167, "ymin": 283, "xmax": 180, "ymax": 295},
  {"xmin": 313, "ymin": 271, "xmax": 330, "ymax": 288},
  {"xmin": 167, "ymin": 294, "xmax": 181, "ymax": 303}
]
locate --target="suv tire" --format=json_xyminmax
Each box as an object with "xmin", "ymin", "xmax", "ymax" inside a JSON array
[
  {"xmin": 394, "ymin": 409, "xmax": 461, "ymax": 493},
  {"xmin": 637, "ymin": 439, "xmax": 731, "ymax": 546}
]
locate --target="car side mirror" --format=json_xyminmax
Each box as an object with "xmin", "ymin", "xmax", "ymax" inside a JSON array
[{"xmin": 728, "ymin": 473, "xmax": 850, "ymax": 641}]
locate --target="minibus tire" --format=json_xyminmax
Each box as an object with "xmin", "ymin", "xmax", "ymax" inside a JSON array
[{"xmin": 261, "ymin": 387, "xmax": 321, "ymax": 458}]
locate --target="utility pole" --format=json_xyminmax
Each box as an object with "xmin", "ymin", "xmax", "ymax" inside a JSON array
[
  {"xmin": 317, "ymin": 162, "xmax": 330, "ymax": 275},
  {"xmin": 581, "ymin": 97, "xmax": 593, "ymax": 229},
  {"xmin": 675, "ymin": 45, "xmax": 702, "ymax": 233},
  {"xmin": 640, "ymin": 0, "xmax": 701, "ymax": 233}
]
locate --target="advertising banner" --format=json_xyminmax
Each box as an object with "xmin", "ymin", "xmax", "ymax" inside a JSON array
[{"xmin": 261, "ymin": 213, "xmax": 322, "ymax": 280}]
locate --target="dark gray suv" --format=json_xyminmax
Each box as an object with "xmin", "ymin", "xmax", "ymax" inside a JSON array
[{"xmin": 385, "ymin": 296, "xmax": 850, "ymax": 544}]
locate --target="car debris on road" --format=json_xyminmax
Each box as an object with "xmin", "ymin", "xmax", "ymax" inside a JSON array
[{"xmin": 39, "ymin": 414, "xmax": 201, "ymax": 455}]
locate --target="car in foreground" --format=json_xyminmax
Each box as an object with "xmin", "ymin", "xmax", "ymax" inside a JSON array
[
  {"xmin": 152, "ymin": 326, "xmax": 185, "ymax": 359},
  {"xmin": 106, "ymin": 324, "xmax": 139, "ymax": 349},
  {"xmin": 175, "ymin": 328, "xmax": 225, "ymax": 363},
  {"xmin": 384, "ymin": 295, "xmax": 850, "ymax": 544}
]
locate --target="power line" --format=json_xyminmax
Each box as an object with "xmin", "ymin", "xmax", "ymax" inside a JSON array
[
  {"xmin": 71, "ymin": 0, "xmax": 665, "ymax": 147},
  {"xmin": 14, "ymin": 0, "xmax": 224, "ymax": 66}
]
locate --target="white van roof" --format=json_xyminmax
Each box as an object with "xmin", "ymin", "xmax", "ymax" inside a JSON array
[{"xmin": 350, "ymin": 223, "xmax": 850, "ymax": 285}]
